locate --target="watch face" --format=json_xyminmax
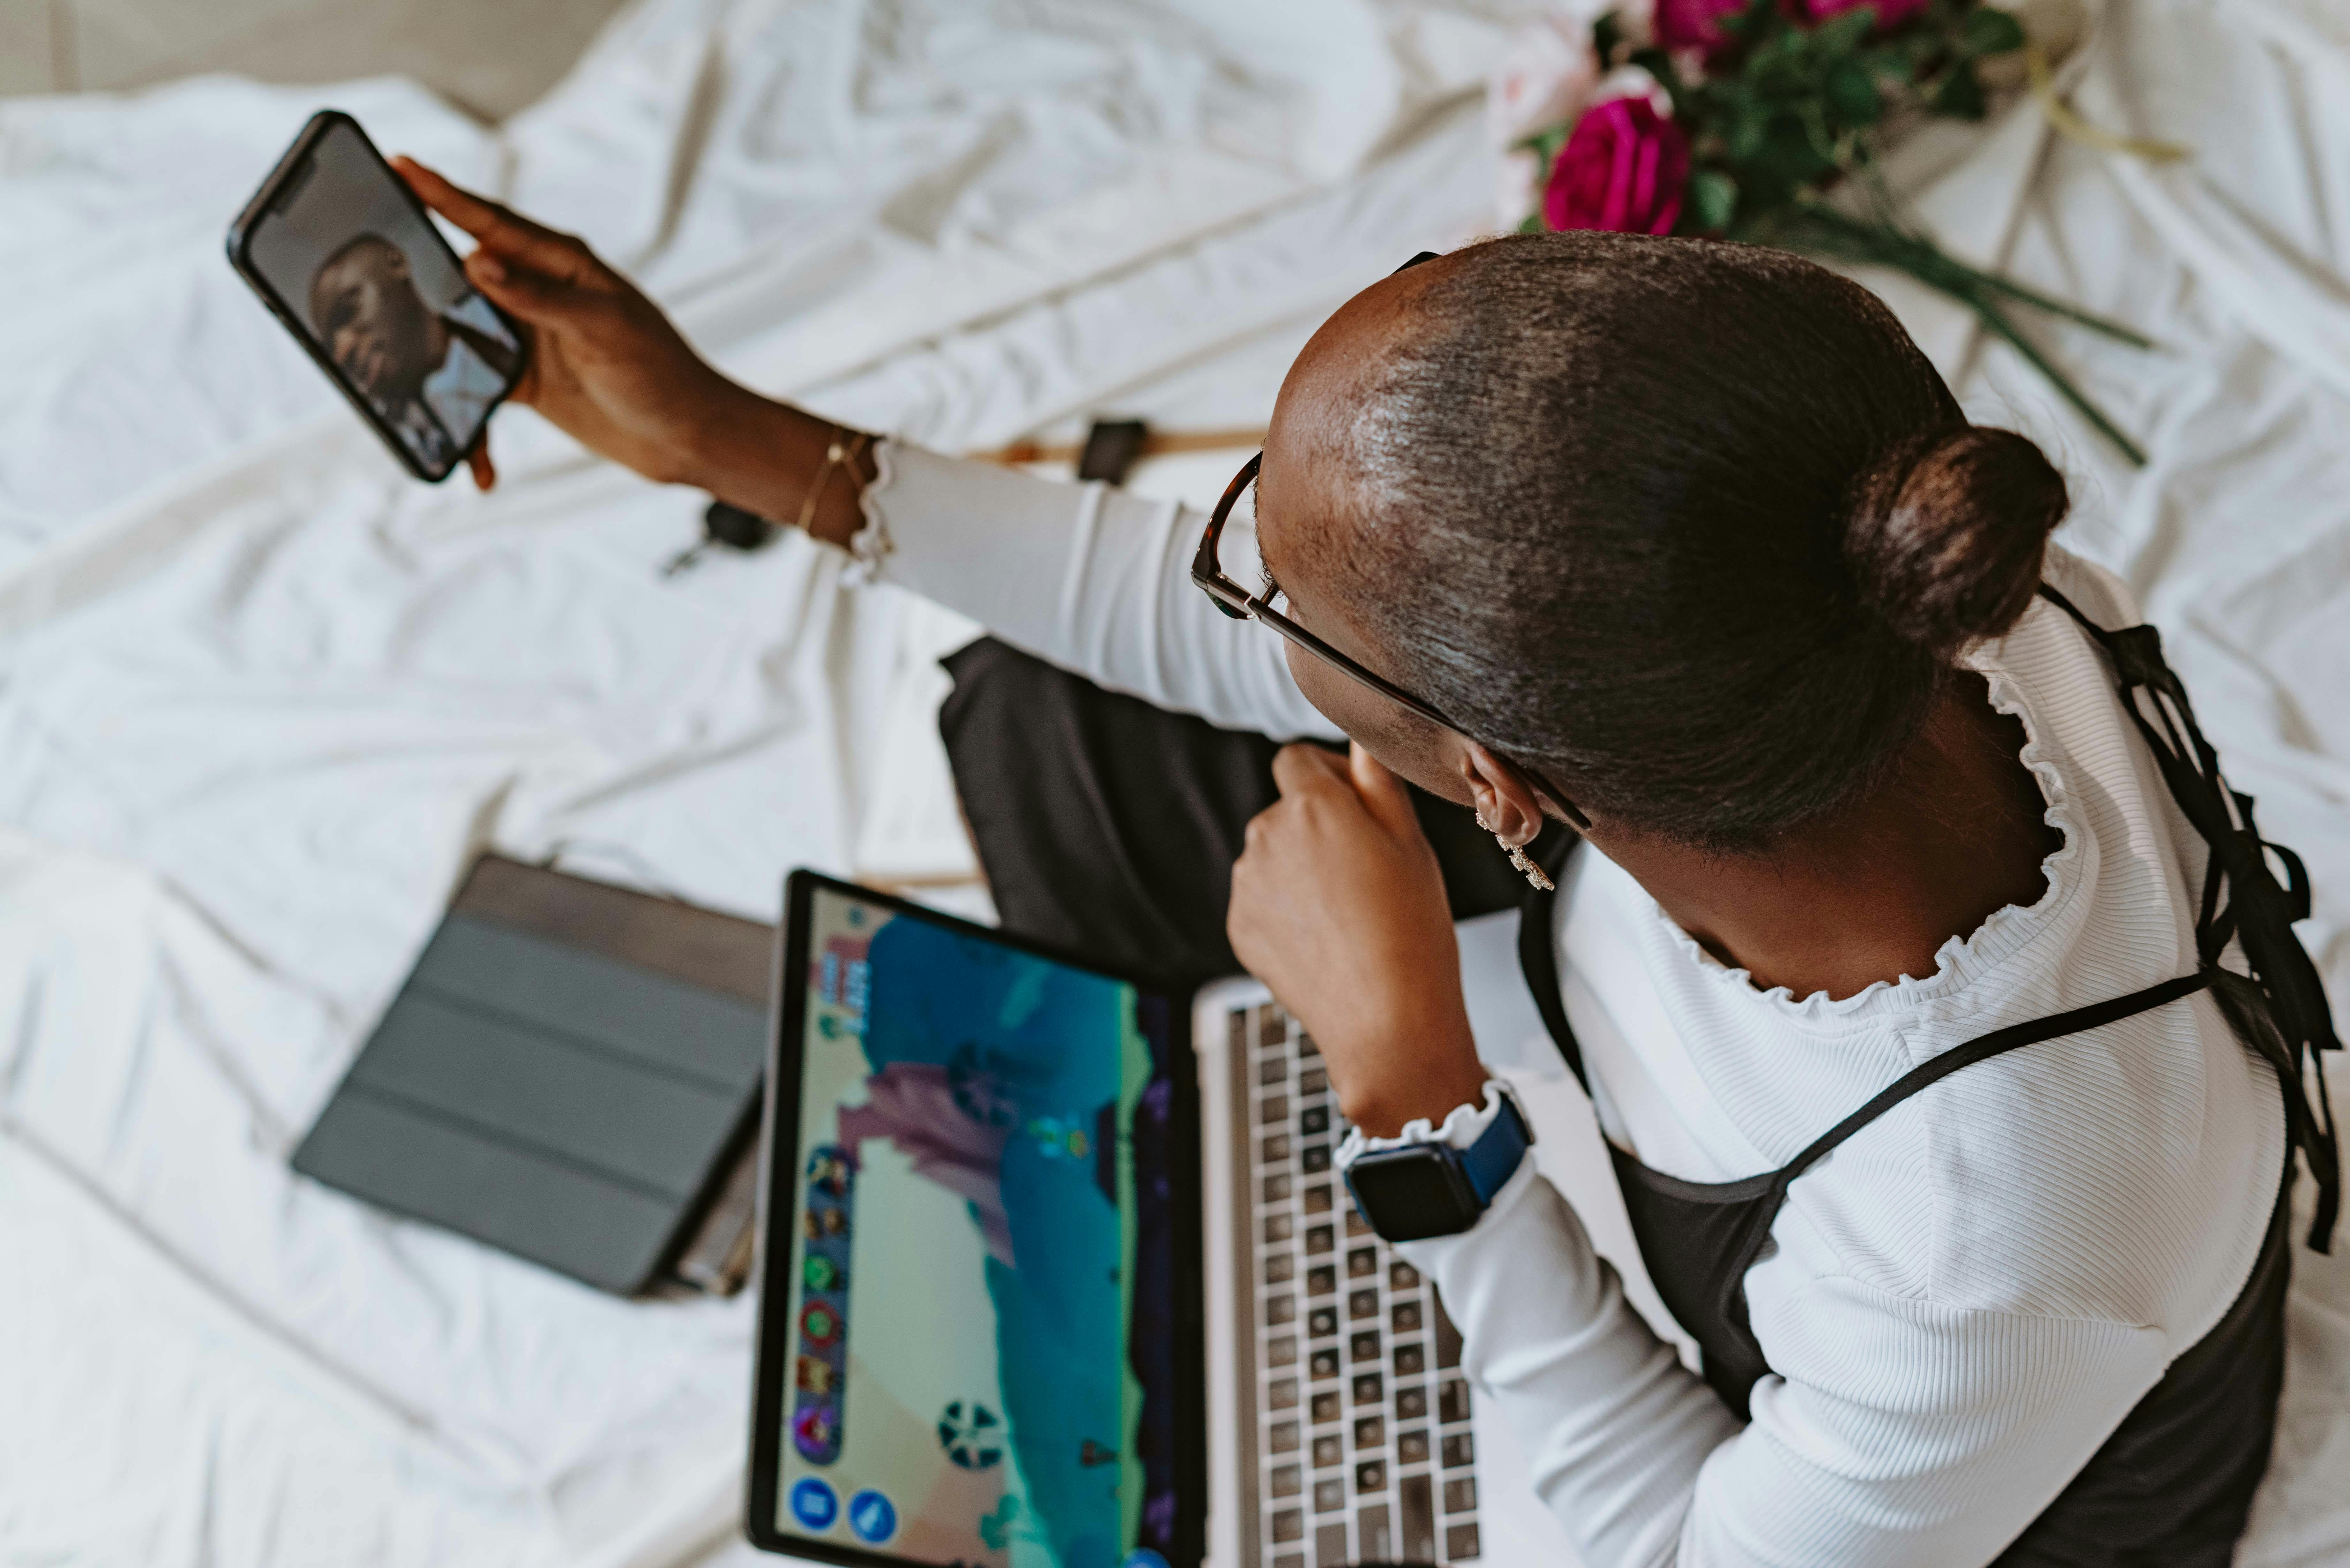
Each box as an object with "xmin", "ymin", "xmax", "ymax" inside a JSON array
[{"xmin": 1344, "ymin": 1147, "xmax": 1482, "ymax": 1242}]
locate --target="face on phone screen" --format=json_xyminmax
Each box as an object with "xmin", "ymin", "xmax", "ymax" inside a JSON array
[{"xmin": 242, "ymin": 120, "xmax": 521, "ymax": 476}]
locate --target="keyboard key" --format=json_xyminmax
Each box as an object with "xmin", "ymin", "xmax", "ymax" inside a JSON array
[
  {"xmin": 1391, "ymin": 1300, "xmax": 1422, "ymax": 1332},
  {"xmin": 1389, "ymin": 1261, "xmax": 1420, "ymax": 1291},
  {"xmin": 1393, "ymin": 1343, "xmax": 1425, "ymax": 1376},
  {"xmin": 1312, "ymin": 1433, "xmax": 1344, "ymax": 1466},
  {"xmin": 1346, "ymin": 1248, "xmax": 1378, "ymax": 1279},
  {"xmin": 1262, "ymin": 1134, "xmax": 1292, "ymax": 1163},
  {"xmin": 1308, "ymin": 1306, "xmax": 1338, "ymax": 1338},
  {"xmin": 1299, "ymin": 1105, "xmax": 1330, "ymax": 1135},
  {"xmin": 1444, "ymin": 1477, "xmax": 1478, "ymax": 1514},
  {"xmin": 1267, "ymin": 1337, "xmax": 1297, "ymax": 1367},
  {"xmin": 1433, "ymin": 1296, "xmax": 1463, "ymax": 1369},
  {"xmin": 1315, "ymin": 1521, "xmax": 1349, "ymax": 1565},
  {"xmin": 1353, "ymin": 1415, "xmax": 1385, "ymax": 1450},
  {"xmin": 1396, "ymin": 1428, "xmax": 1430, "ymax": 1464},
  {"xmin": 1399, "ymin": 1474, "xmax": 1435, "ymax": 1561},
  {"xmin": 1308, "ymin": 1265, "xmax": 1337, "ymax": 1296},
  {"xmin": 1301, "ymin": 1183, "xmax": 1333, "ymax": 1214},
  {"xmin": 1356, "ymin": 1504, "xmax": 1393, "ymax": 1563},
  {"xmin": 1352, "ymin": 1371, "xmax": 1383, "ymax": 1406},
  {"xmin": 1267, "ymin": 1295, "xmax": 1296, "ymax": 1326},
  {"xmin": 1348, "ymin": 1288, "xmax": 1379, "ymax": 1321},
  {"xmin": 1260, "ymin": 1057, "xmax": 1288, "ymax": 1086},
  {"xmin": 1297, "ymin": 1031, "xmax": 1320, "ymax": 1057},
  {"xmin": 1300, "ymin": 1143, "xmax": 1331, "ymax": 1173},
  {"xmin": 1265, "ymin": 1213, "xmax": 1294, "ymax": 1244},
  {"xmin": 1300, "ymin": 1067, "xmax": 1328, "ymax": 1095},
  {"xmin": 1345, "ymin": 1210, "xmax": 1373, "ymax": 1238},
  {"xmin": 1356, "ymin": 1459, "xmax": 1387, "ymax": 1493},
  {"xmin": 1394, "ymin": 1386, "xmax": 1428, "ymax": 1421},
  {"xmin": 1263, "ymin": 1172, "xmax": 1292, "ymax": 1203},
  {"xmin": 1270, "ymin": 1420, "xmax": 1300, "ymax": 1453},
  {"xmin": 1265, "ymin": 1253, "xmax": 1296, "ymax": 1284},
  {"xmin": 1256, "ymin": 1005, "xmax": 1289, "ymax": 1051},
  {"xmin": 1305, "ymin": 1224, "xmax": 1334, "ymax": 1255},
  {"xmin": 1441, "ymin": 1431, "xmax": 1474, "ymax": 1469},
  {"xmin": 1260, "ymin": 1092, "xmax": 1290, "ymax": 1123},
  {"xmin": 1313, "ymin": 1479, "xmax": 1346, "ymax": 1513},
  {"xmin": 1270, "ymin": 1377, "xmax": 1299, "ymax": 1409},
  {"xmin": 1276, "ymin": 1557, "xmax": 1304, "ymax": 1568},
  {"xmin": 1272, "ymin": 1508, "xmax": 1303, "ymax": 1543},
  {"xmin": 1270, "ymin": 1463, "xmax": 1301, "ymax": 1497},
  {"xmin": 1309, "ymin": 1348, "xmax": 1340, "ymax": 1379},
  {"xmin": 1310, "ymin": 1391, "xmax": 1342, "ymax": 1424},
  {"xmin": 1446, "ymin": 1521, "xmax": 1482, "ymax": 1559},
  {"xmin": 1230, "ymin": 1012, "xmax": 1247, "ymax": 1055},
  {"xmin": 1438, "ymin": 1380, "xmax": 1471, "ymax": 1424},
  {"xmin": 1350, "ymin": 1330, "xmax": 1381, "ymax": 1362}
]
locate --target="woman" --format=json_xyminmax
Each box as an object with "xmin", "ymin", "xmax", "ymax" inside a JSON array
[{"xmin": 398, "ymin": 160, "xmax": 2334, "ymax": 1565}]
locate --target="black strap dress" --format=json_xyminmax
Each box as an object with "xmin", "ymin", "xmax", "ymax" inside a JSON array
[{"xmin": 1512, "ymin": 589, "xmax": 2340, "ymax": 1564}]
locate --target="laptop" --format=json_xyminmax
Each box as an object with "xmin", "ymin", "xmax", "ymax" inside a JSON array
[{"xmin": 747, "ymin": 870, "xmax": 1585, "ymax": 1568}]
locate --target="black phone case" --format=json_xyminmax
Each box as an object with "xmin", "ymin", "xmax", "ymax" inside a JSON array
[{"xmin": 224, "ymin": 109, "xmax": 526, "ymax": 483}]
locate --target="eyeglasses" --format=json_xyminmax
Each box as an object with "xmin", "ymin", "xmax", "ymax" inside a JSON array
[{"xmin": 1187, "ymin": 385, "xmax": 1592, "ymax": 831}]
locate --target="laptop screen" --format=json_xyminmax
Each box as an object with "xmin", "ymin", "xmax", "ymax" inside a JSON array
[{"xmin": 754, "ymin": 877, "xmax": 1197, "ymax": 1568}]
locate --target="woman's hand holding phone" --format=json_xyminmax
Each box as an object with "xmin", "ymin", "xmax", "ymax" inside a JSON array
[{"xmin": 394, "ymin": 159, "xmax": 865, "ymax": 541}]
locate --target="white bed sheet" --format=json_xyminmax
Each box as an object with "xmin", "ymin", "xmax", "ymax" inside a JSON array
[{"xmin": 1, "ymin": 0, "xmax": 2345, "ymax": 1563}]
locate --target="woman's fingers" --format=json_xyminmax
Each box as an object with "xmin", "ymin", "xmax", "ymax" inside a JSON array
[
  {"xmin": 466, "ymin": 439, "xmax": 497, "ymax": 492},
  {"xmin": 392, "ymin": 156, "xmax": 587, "ymax": 279},
  {"xmin": 1269, "ymin": 742, "xmax": 1349, "ymax": 798},
  {"xmin": 1348, "ymin": 742, "xmax": 1422, "ymax": 841},
  {"xmin": 464, "ymin": 248, "xmax": 585, "ymax": 325}
]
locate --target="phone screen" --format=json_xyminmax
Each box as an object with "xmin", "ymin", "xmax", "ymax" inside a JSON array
[{"xmin": 238, "ymin": 117, "xmax": 521, "ymax": 478}]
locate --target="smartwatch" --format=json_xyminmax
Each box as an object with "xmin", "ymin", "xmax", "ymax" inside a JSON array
[{"xmin": 1342, "ymin": 1089, "xmax": 1534, "ymax": 1243}]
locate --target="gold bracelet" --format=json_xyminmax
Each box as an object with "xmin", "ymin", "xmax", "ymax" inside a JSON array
[{"xmin": 794, "ymin": 426, "xmax": 872, "ymax": 534}]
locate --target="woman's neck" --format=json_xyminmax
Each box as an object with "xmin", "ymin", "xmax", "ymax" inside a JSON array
[{"xmin": 1594, "ymin": 674, "xmax": 2061, "ymax": 1002}]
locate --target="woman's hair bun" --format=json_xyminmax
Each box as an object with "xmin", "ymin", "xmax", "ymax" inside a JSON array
[{"xmin": 1844, "ymin": 424, "xmax": 2069, "ymax": 657}]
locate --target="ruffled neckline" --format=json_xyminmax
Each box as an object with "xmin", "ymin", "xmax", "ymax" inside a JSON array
[{"xmin": 1634, "ymin": 639, "xmax": 2089, "ymax": 1027}]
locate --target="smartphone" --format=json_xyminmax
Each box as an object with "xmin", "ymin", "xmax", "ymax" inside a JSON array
[{"xmin": 227, "ymin": 110, "xmax": 526, "ymax": 482}]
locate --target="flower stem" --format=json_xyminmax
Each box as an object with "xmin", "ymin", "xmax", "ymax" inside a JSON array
[{"xmin": 1774, "ymin": 203, "xmax": 2150, "ymax": 466}]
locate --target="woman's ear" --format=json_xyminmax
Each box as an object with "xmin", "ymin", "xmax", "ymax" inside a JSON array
[{"xmin": 1460, "ymin": 742, "xmax": 1546, "ymax": 847}]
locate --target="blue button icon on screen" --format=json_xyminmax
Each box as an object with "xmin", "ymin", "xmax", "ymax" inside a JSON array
[
  {"xmin": 848, "ymin": 1489, "xmax": 898, "ymax": 1544},
  {"xmin": 1121, "ymin": 1552, "xmax": 1170, "ymax": 1568},
  {"xmin": 789, "ymin": 1477, "xmax": 839, "ymax": 1532}
]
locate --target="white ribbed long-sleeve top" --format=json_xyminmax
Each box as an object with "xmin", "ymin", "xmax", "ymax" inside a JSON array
[{"xmin": 856, "ymin": 443, "xmax": 2287, "ymax": 1568}]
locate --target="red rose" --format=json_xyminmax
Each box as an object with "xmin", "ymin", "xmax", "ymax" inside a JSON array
[
  {"xmin": 1801, "ymin": 0, "xmax": 1931, "ymax": 26},
  {"xmin": 1654, "ymin": 0, "xmax": 1748, "ymax": 52},
  {"xmin": 1543, "ymin": 97, "xmax": 1691, "ymax": 236}
]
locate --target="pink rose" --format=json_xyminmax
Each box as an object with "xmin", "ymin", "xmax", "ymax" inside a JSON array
[
  {"xmin": 1487, "ymin": 16, "xmax": 1604, "ymax": 147},
  {"xmin": 1652, "ymin": 0, "xmax": 1747, "ymax": 53},
  {"xmin": 1543, "ymin": 96, "xmax": 1690, "ymax": 235},
  {"xmin": 1801, "ymin": 0, "xmax": 1931, "ymax": 26}
]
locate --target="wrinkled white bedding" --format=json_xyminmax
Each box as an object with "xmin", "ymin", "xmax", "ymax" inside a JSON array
[{"xmin": 0, "ymin": 0, "xmax": 2344, "ymax": 1563}]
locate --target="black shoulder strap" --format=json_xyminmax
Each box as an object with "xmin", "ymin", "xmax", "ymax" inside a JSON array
[
  {"xmin": 2040, "ymin": 584, "xmax": 2341, "ymax": 1249},
  {"xmin": 1518, "ymin": 841, "xmax": 1592, "ymax": 1097}
]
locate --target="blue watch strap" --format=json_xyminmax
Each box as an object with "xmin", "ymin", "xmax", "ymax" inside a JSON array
[{"xmin": 1457, "ymin": 1090, "xmax": 1533, "ymax": 1206}]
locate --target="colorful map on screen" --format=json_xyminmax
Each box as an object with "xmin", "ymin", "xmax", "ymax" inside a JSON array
[{"xmin": 775, "ymin": 886, "xmax": 1179, "ymax": 1568}]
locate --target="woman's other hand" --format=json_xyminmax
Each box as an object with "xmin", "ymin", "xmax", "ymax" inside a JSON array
[{"xmin": 1228, "ymin": 743, "xmax": 1488, "ymax": 1137}]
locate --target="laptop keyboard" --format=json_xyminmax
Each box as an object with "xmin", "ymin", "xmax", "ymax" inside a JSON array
[{"xmin": 1239, "ymin": 1000, "xmax": 1483, "ymax": 1567}]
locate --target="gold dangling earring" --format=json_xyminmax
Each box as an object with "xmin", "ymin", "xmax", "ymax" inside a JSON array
[{"xmin": 1477, "ymin": 810, "xmax": 1554, "ymax": 892}]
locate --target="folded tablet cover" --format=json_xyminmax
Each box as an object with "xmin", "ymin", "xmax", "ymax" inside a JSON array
[{"xmin": 293, "ymin": 856, "xmax": 772, "ymax": 1294}]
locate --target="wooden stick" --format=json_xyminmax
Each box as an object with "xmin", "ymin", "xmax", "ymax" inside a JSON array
[{"xmin": 973, "ymin": 427, "xmax": 1267, "ymax": 466}]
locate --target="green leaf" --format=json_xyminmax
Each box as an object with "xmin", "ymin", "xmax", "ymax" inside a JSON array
[
  {"xmin": 1961, "ymin": 6, "xmax": 2026, "ymax": 55},
  {"xmin": 1814, "ymin": 9, "xmax": 1878, "ymax": 56},
  {"xmin": 1825, "ymin": 60, "xmax": 1881, "ymax": 125},
  {"xmin": 1518, "ymin": 210, "xmax": 1550, "ymax": 235},
  {"xmin": 1593, "ymin": 9, "xmax": 1625, "ymax": 67},
  {"xmin": 1931, "ymin": 62, "xmax": 1988, "ymax": 118},
  {"xmin": 1688, "ymin": 169, "xmax": 1739, "ymax": 232}
]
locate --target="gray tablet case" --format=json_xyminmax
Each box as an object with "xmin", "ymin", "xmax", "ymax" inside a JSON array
[{"xmin": 293, "ymin": 855, "xmax": 773, "ymax": 1295}]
